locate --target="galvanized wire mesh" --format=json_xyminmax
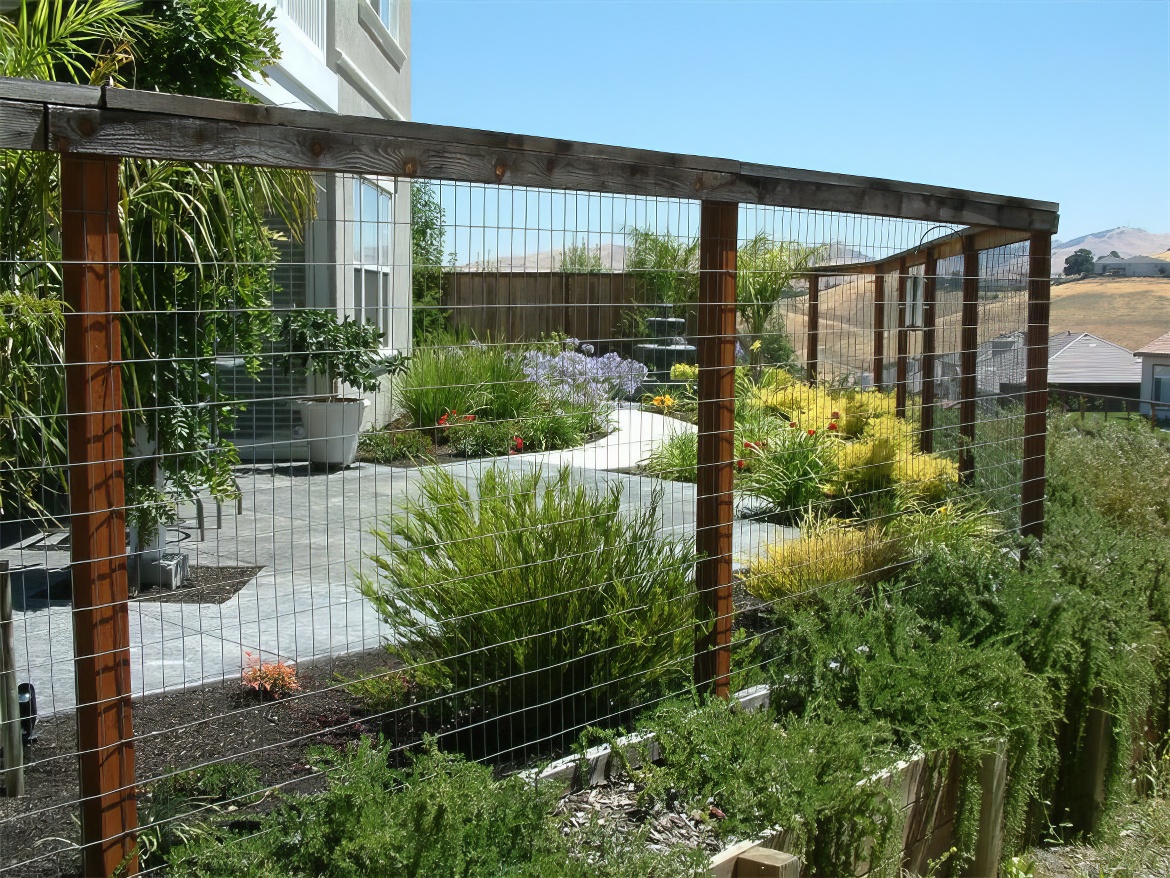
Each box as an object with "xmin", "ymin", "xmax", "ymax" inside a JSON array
[{"xmin": 0, "ymin": 144, "xmax": 1046, "ymax": 875}]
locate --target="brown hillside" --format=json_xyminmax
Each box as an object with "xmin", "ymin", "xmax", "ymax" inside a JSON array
[
  {"xmin": 1049, "ymin": 277, "xmax": 1170, "ymax": 352},
  {"xmin": 768, "ymin": 276, "xmax": 1170, "ymax": 379}
]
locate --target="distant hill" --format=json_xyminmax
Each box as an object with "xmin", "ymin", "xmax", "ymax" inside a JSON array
[{"xmin": 1053, "ymin": 227, "xmax": 1170, "ymax": 273}]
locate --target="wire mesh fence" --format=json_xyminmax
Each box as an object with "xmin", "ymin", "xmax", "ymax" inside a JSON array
[{"xmin": 0, "ymin": 82, "xmax": 1058, "ymax": 877}]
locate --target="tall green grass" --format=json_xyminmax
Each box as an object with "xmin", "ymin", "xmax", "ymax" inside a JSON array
[{"xmin": 360, "ymin": 466, "xmax": 697, "ymax": 747}]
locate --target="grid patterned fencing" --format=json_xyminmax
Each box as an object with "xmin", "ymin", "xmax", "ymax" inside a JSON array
[{"xmin": 0, "ymin": 79, "xmax": 1057, "ymax": 877}]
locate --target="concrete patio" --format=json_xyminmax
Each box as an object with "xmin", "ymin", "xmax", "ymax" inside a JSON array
[{"xmin": 7, "ymin": 408, "xmax": 793, "ymax": 716}]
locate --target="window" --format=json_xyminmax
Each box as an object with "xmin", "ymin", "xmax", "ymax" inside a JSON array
[
  {"xmin": 1155, "ymin": 364, "xmax": 1170, "ymax": 404},
  {"xmin": 904, "ymin": 266, "xmax": 925, "ymax": 329},
  {"xmin": 353, "ymin": 177, "xmax": 396, "ymax": 340},
  {"xmin": 368, "ymin": 0, "xmax": 400, "ymax": 41}
]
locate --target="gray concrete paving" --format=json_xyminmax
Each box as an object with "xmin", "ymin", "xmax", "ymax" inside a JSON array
[{"xmin": 9, "ymin": 411, "xmax": 794, "ymax": 716}]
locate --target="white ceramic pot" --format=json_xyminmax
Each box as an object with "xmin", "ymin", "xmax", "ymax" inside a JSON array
[{"xmin": 293, "ymin": 397, "xmax": 370, "ymax": 467}]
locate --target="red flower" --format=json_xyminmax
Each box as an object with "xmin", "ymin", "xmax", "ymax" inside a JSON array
[
  {"xmin": 807, "ymin": 428, "xmax": 816, "ymax": 436},
  {"xmin": 736, "ymin": 459, "xmax": 746, "ymax": 470},
  {"xmin": 789, "ymin": 421, "xmax": 798, "ymax": 429},
  {"xmin": 828, "ymin": 422, "xmax": 839, "ymax": 432},
  {"xmin": 512, "ymin": 436, "xmax": 524, "ymax": 452},
  {"xmin": 438, "ymin": 414, "xmax": 448, "ymax": 426},
  {"xmin": 463, "ymin": 414, "xmax": 476, "ymax": 422}
]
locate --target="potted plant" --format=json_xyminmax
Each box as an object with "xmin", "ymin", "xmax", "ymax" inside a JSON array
[{"xmin": 281, "ymin": 309, "xmax": 407, "ymax": 467}]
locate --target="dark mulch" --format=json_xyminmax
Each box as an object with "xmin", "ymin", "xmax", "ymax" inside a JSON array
[
  {"xmin": 136, "ymin": 565, "xmax": 264, "ymax": 605},
  {"xmin": 0, "ymin": 648, "xmax": 409, "ymax": 878}
]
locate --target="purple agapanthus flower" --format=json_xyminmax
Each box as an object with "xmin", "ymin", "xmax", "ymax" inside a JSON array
[{"xmin": 522, "ymin": 349, "xmax": 647, "ymax": 408}]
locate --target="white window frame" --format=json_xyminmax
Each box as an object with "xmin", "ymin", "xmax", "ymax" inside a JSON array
[
  {"xmin": 352, "ymin": 176, "xmax": 397, "ymax": 341},
  {"xmin": 1154, "ymin": 363, "xmax": 1170, "ymax": 404},
  {"xmin": 368, "ymin": 0, "xmax": 400, "ymax": 41}
]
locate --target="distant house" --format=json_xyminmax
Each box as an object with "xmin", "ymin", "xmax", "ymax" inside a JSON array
[
  {"xmin": 1134, "ymin": 331, "xmax": 1170, "ymax": 419},
  {"xmin": 934, "ymin": 331, "xmax": 1141, "ymax": 405},
  {"xmin": 1092, "ymin": 255, "xmax": 1170, "ymax": 278}
]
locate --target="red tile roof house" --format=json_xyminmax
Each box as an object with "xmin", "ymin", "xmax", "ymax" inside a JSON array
[{"xmin": 1134, "ymin": 331, "xmax": 1170, "ymax": 421}]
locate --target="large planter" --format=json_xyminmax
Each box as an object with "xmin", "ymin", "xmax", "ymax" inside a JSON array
[{"xmin": 293, "ymin": 396, "xmax": 370, "ymax": 467}]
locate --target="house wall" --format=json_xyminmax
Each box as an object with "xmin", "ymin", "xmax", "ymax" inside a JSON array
[
  {"xmin": 229, "ymin": 1, "xmax": 413, "ymax": 461},
  {"xmin": 1139, "ymin": 354, "xmax": 1170, "ymax": 418},
  {"xmin": 1092, "ymin": 259, "xmax": 1170, "ymax": 278}
]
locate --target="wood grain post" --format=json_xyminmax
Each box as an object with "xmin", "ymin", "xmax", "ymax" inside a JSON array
[
  {"xmin": 1020, "ymin": 232, "xmax": 1051, "ymax": 543},
  {"xmin": 959, "ymin": 240, "xmax": 980, "ymax": 483},
  {"xmin": 1, "ymin": 561, "xmax": 23, "ymax": 797},
  {"xmin": 895, "ymin": 259, "xmax": 909, "ymax": 417},
  {"xmin": 805, "ymin": 273, "xmax": 819, "ymax": 383},
  {"xmin": 920, "ymin": 250, "xmax": 938, "ymax": 453},
  {"xmin": 695, "ymin": 200, "xmax": 737, "ymax": 699},
  {"xmin": 872, "ymin": 273, "xmax": 886, "ymax": 389},
  {"xmin": 61, "ymin": 155, "xmax": 139, "ymax": 877}
]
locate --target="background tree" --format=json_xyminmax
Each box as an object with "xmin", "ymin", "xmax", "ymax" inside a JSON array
[
  {"xmin": 1063, "ymin": 248, "xmax": 1095, "ymax": 276},
  {"xmin": 736, "ymin": 232, "xmax": 823, "ymax": 375},
  {"xmin": 410, "ymin": 181, "xmax": 450, "ymax": 342},
  {"xmin": 0, "ymin": 0, "xmax": 315, "ymax": 540}
]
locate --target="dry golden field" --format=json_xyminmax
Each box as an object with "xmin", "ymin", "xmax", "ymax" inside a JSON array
[{"xmin": 1049, "ymin": 276, "xmax": 1170, "ymax": 351}]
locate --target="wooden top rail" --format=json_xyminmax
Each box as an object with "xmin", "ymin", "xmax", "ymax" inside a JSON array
[
  {"xmin": 805, "ymin": 226, "xmax": 1034, "ymax": 277},
  {"xmin": 0, "ymin": 77, "xmax": 1059, "ymax": 232}
]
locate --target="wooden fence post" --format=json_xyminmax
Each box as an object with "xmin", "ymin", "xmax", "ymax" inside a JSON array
[
  {"xmin": 872, "ymin": 273, "xmax": 886, "ymax": 389},
  {"xmin": 920, "ymin": 250, "xmax": 938, "ymax": 453},
  {"xmin": 1, "ymin": 561, "xmax": 23, "ymax": 797},
  {"xmin": 695, "ymin": 200, "xmax": 737, "ymax": 699},
  {"xmin": 806, "ymin": 273, "xmax": 819, "ymax": 383},
  {"xmin": 959, "ymin": 240, "xmax": 980, "ymax": 483},
  {"xmin": 1020, "ymin": 232, "xmax": 1051, "ymax": 543},
  {"xmin": 895, "ymin": 259, "xmax": 909, "ymax": 417},
  {"xmin": 61, "ymin": 154, "xmax": 139, "ymax": 877}
]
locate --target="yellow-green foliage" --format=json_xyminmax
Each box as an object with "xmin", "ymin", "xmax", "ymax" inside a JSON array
[
  {"xmin": 863, "ymin": 414, "xmax": 918, "ymax": 455},
  {"xmin": 892, "ymin": 453, "xmax": 959, "ymax": 503},
  {"xmin": 669, "ymin": 362, "xmax": 698, "ymax": 382},
  {"xmin": 745, "ymin": 382, "xmax": 897, "ymax": 440},
  {"xmin": 744, "ymin": 519, "xmax": 897, "ymax": 603},
  {"xmin": 828, "ymin": 437, "xmax": 897, "ymax": 497}
]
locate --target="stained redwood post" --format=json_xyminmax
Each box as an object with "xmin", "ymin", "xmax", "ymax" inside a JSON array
[
  {"xmin": 872, "ymin": 273, "xmax": 886, "ymax": 389},
  {"xmin": 694, "ymin": 200, "xmax": 737, "ymax": 699},
  {"xmin": 61, "ymin": 155, "xmax": 139, "ymax": 878},
  {"xmin": 806, "ymin": 273, "xmax": 820, "ymax": 383},
  {"xmin": 920, "ymin": 250, "xmax": 938, "ymax": 453},
  {"xmin": 895, "ymin": 259, "xmax": 909, "ymax": 417},
  {"xmin": 1020, "ymin": 232, "xmax": 1052, "ymax": 542},
  {"xmin": 959, "ymin": 239, "xmax": 980, "ymax": 482}
]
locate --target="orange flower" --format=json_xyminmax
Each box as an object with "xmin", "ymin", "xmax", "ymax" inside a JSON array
[{"xmin": 807, "ymin": 428, "xmax": 816, "ymax": 436}]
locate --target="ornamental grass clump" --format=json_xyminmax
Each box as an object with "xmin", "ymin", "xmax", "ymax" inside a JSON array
[
  {"xmin": 745, "ymin": 517, "xmax": 897, "ymax": 605},
  {"xmin": 360, "ymin": 466, "xmax": 697, "ymax": 746}
]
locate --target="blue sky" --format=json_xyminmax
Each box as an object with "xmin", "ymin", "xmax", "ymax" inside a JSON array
[{"xmin": 412, "ymin": 0, "xmax": 1170, "ymax": 243}]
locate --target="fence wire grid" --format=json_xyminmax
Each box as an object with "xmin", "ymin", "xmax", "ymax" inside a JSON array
[{"xmin": 0, "ymin": 103, "xmax": 1055, "ymax": 876}]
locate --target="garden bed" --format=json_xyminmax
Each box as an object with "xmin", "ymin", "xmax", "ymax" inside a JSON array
[{"xmin": 0, "ymin": 649, "xmax": 398, "ymax": 877}]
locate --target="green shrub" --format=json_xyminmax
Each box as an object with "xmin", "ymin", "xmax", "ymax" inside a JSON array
[
  {"xmin": 1047, "ymin": 415, "xmax": 1170, "ymax": 538},
  {"xmin": 359, "ymin": 466, "xmax": 698, "ymax": 746},
  {"xmin": 168, "ymin": 739, "xmax": 707, "ymax": 878},
  {"xmin": 357, "ymin": 428, "xmax": 431, "ymax": 464},
  {"xmin": 139, "ymin": 762, "xmax": 261, "ymax": 866},
  {"xmin": 637, "ymin": 699, "xmax": 901, "ymax": 875}
]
